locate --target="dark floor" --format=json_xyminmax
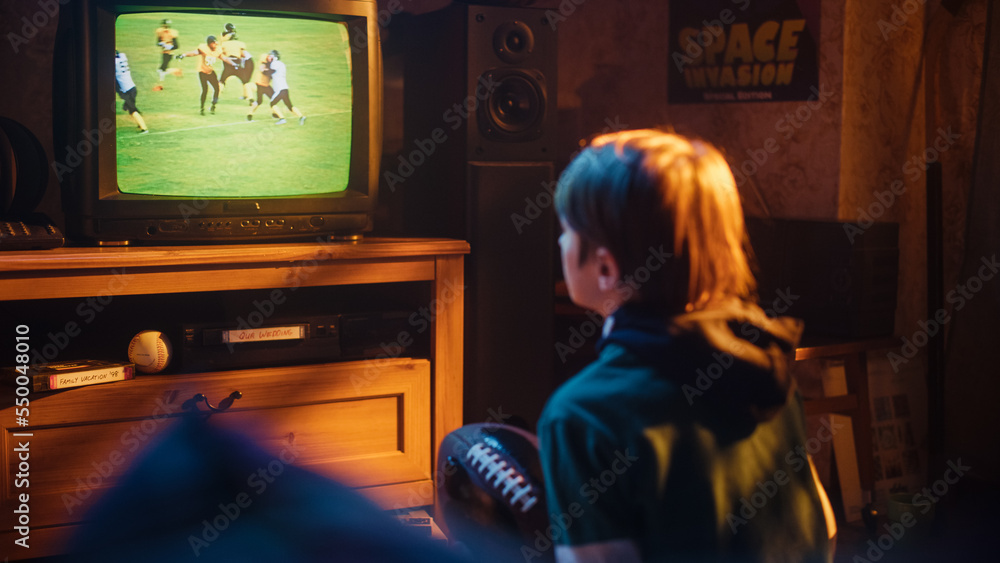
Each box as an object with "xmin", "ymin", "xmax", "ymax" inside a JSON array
[
  {"xmin": 19, "ymin": 485, "xmax": 998, "ymax": 562},
  {"xmin": 831, "ymin": 485, "xmax": 997, "ymax": 563}
]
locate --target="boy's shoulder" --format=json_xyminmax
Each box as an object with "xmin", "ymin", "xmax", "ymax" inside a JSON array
[{"xmin": 540, "ymin": 342, "xmax": 682, "ymax": 426}]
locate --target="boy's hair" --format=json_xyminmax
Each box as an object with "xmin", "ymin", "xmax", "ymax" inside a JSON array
[{"xmin": 555, "ymin": 129, "xmax": 756, "ymax": 314}]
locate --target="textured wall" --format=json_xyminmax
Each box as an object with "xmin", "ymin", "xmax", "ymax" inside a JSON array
[
  {"xmin": 553, "ymin": 0, "xmax": 844, "ymax": 221},
  {"xmin": 839, "ymin": 0, "xmax": 930, "ymax": 342}
]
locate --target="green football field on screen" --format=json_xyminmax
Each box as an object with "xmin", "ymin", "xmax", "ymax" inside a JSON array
[{"xmin": 114, "ymin": 13, "xmax": 353, "ymax": 197}]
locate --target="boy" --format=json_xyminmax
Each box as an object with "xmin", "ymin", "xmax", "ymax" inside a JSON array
[{"xmin": 538, "ymin": 129, "xmax": 836, "ymax": 562}]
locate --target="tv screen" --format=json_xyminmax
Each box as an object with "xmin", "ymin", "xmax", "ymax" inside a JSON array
[
  {"xmin": 54, "ymin": 0, "xmax": 382, "ymax": 244},
  {"xmin": 115, "ymin": 13, "xmax": 353, "ymax": 198}
]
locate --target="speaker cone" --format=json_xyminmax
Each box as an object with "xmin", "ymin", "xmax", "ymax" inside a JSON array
[{"xmin": 479, "ymin": 69, "xmax": 545, "ymax": 141}]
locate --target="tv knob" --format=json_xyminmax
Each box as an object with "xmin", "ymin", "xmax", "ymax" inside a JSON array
[{"xmin": 309, "ymin": 216, "xmax": 325, "ymax": 227}]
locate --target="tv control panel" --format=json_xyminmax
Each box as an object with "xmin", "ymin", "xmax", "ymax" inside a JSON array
[{"xmin": 83, "ymin": 214, "xmax": 367, "ymax": 244}]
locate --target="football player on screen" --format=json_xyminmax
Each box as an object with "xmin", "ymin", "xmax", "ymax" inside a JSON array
[
  {"xmin": 154, "ymin": 19, "xmax": 182, "ymax": 82},
  {"xmin": 114, "ymin": 50, "xmax": 149, "ymax": 134},
  {"xmin": 249, "ymin": 50, "xmax": 306, "ymax": 125},
  {"xmin": 218, "ymin": 25, "xmax": 254, "ymax": 101},
  {"xmin": 247, "ymin": 51, "xmax": 283, "ymax": 121},
  {"xmin": 177, "ymin": 35, "xmax": 238, "ymax": 115},
  {"xmin": 221, "ymin": 22, "xmax": 238, "ymax": 42}
]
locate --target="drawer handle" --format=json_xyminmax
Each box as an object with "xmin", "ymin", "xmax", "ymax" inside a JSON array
[{"xmin": 193, "ymin": 391, "xmax": 243, "ymax": 412}]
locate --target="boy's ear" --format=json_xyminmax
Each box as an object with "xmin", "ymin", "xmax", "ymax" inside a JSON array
[{"xmin": 594, "ymin": 247, "xmax": 621, "ymax": 292}]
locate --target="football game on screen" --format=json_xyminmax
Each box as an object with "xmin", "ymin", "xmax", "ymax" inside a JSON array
[{"xmin": 114, "ymin": 13, "xmax": 353, "ymax": 197}]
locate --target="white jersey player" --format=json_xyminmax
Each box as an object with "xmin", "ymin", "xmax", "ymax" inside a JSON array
[
  {"xmin": 252, "ymin": 50, "xmax": 305, "ymax": 125},
  {"xmin": 114, "ymin": 51, "xmax": 148, "ymax": 133}
]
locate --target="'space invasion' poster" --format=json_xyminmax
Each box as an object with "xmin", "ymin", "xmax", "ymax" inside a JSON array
[{"xmin": 668, "ymin": 0, "xmax": 821, "ymax": 104}]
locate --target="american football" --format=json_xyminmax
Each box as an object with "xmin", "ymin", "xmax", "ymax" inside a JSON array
[{"xmin": 437, "ymin": 423, "xmax": 553, "ymax": 562}]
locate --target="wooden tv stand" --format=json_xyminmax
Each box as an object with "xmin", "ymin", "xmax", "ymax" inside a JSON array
[{"xmin": 0, "ymin": 238, "xmax": 468, "ymax": 560}]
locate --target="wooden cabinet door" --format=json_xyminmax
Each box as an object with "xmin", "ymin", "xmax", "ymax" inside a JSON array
[{"xmin": 0, "ymin": 358, "xmax": 432, "ymax": 559}]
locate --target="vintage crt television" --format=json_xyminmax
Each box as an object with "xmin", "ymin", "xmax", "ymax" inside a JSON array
[{"xmin": 53, "ymin": 0, "xmax": 382, "ymax": 244}]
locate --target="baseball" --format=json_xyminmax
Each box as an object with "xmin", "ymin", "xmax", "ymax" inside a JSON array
[{"xmin": 128, "ymin": 330, "xmax": 173, "ymax": 374}]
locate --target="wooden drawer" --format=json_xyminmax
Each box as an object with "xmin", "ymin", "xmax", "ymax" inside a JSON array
[{"xmin": 1, "ymin": 358, "xmax": 432, "ymax": 559}]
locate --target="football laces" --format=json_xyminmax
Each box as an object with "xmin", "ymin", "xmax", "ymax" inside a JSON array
[{"xmin": 465, "ymin": 443, "xmax": 539, "ymax": 513}]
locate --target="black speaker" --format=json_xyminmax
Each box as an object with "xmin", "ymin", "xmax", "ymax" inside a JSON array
[
  {"xmin": 399, "ymin": 2, "xmax": 557, "ymax": 427},
  {"xmin": 0, "ymin": 116, "xmax": 49, "ymax": 219},
  {"xmin": 402, "ymin": 2, "xmax": 556, "ymax": 166}
]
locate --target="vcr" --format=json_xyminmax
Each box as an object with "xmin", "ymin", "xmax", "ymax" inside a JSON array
[{"xmin": 179, "ymin": 311, "xmax": 428, "ymax": 372}]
